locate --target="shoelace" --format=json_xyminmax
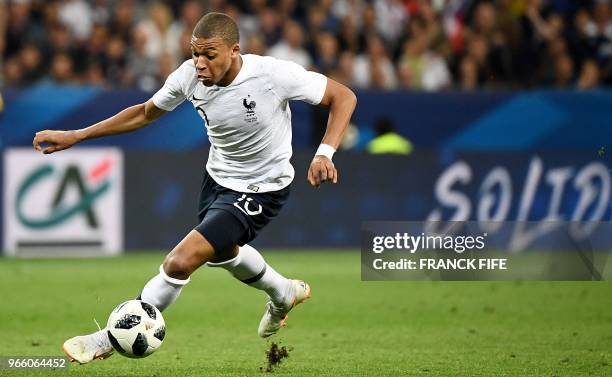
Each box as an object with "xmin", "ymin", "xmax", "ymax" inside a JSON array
[
  {"xmin": 268, "ymin": 282, "xmax": 298, "ymax": 318},
  {"xmin": 93, "ymin": 318, "xmax": 111, "ymax": 350},
  {"xmin": 268, "ymin": 301, "xmax": 289, "ymax": 318}
]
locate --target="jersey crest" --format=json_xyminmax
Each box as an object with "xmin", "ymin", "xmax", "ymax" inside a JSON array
[{"xmin": 243, "ymin": 95, "xmax": 258, "ymax": 124}]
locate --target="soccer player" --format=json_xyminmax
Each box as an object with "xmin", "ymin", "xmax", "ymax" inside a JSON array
[{"xmin": 32, "ymin": 13, "xmax": 356, "ymax": 364}]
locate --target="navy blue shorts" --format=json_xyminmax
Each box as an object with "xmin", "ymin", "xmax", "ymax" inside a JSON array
[{"xmin": 194, "ymin": 171, "xmax": 290, "ymax": 253}]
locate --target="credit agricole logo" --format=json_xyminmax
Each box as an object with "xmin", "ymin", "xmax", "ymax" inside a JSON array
[{"xmin": 16, "ymin": 159, "xmax": 113, "ymax": 229}]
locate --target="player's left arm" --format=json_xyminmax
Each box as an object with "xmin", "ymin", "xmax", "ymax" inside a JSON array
[{"xmin": 307, "ymin": 78, "xmax": 357, "ymax": 188}]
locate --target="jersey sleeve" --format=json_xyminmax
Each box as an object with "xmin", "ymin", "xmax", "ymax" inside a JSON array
[
  {"xmin": 268, "ymin": 58, "xmax": 328, "ymax": 105},
  {"xmin": 151, "ymin": 62, "xmax": 190, "ymax": 111}
]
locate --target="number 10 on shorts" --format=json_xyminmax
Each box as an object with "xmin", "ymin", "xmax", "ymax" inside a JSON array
[{"xmin": 233, "ymin": 194, "xmax": 263, "ymax": 216}]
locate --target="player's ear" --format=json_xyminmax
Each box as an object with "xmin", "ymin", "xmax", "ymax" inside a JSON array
[{"xmin": 231, "ymin": 43, "xmax": 240, "ymax": 57}]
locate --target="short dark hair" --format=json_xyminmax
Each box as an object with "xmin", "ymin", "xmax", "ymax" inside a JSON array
[{"xmin": 193, "ymin": 12, "xmax": 239, "ymax": 45}]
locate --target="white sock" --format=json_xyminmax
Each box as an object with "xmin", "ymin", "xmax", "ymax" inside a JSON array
[
  {"xmin": 207, "ymin": 244, "xmax": 291, "ymax": 304},
  {"xmin": 139, "ymin": 265, "xmax": 190, "ymax": 311},
  {"xmin": 93, "ymin": 266, "xmax": 189, "ymax": 340}
]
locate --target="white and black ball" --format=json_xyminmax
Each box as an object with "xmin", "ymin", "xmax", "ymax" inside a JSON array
[{"xmin": 106, "ymin": 300, "xmax": 165, "ymax": 358}]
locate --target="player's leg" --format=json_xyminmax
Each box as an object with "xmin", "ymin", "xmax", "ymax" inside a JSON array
[
  {"xmin": 198, "ymin": 189, "xmax": 312, "ymax": 338},
  {"xmin": 62, "ymin": 229, "xmax": 218, "ymax": 364},
  {"xmin": 207, "ymin": 243, "xmax": 311, "ymax": 338},
  {"xmin": 137, "ymin": 229, "xmax": 219, "ymax": 310},
  {"xmin": 207, "ymin": 244, "xmax": 311, "ymax": 338},
  {"xmin": 193, "ymin": 208, "xmax": 293, "ymax": 304},
  {"xmin": 207, "ymin": 243, "xmax": 292, "ymax": 304}
]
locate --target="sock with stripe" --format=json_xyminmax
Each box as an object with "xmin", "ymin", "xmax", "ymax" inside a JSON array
[{"xmin": 207, "ymin": 244, "xmax": 291, "ymax": 305}]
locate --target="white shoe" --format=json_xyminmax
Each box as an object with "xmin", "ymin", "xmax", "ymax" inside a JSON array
[
  {"xmin": 62, "ymin": 329, "xmax": 114, "ymax": 364},
  {"xmin": 258, "ymin": 280, "xmax": 311, "ymax": 338}
]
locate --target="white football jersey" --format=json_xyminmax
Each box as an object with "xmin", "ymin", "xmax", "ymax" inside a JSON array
[{"xmin": 151, "ymin": 54, "xmax": 328, "ymax": 193}]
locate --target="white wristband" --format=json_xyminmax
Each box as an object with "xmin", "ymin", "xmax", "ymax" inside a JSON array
[{"xmin": 315, "ymin": 144, "xmax": 336, "ymax": 160}]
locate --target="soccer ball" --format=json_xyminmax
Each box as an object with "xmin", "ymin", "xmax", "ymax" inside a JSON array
[{"xmin": 106, "ymin": 300, "xmax": 165, "ymax": 358}]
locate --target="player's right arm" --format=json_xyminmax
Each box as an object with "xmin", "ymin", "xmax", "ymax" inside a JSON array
[
  {"xmin": 32, "ymin": 100, "xmax": 167, "ymax": 154},
  {"xmin": 33, "ymin": 60, "xmax": 192, "ymax": 155}
]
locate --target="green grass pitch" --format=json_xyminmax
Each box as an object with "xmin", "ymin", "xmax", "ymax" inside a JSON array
[{"xmin": 1, "ymin": 251, "xmax": 611, "ymax": 376}]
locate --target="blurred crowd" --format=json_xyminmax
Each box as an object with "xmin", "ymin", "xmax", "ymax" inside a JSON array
[{"xmin": 1, "ymin": 0, "xmax": 612, "ymax": 91}]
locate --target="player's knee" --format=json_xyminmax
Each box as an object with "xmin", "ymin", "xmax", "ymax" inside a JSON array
[{"xmin": 162, "ymin": 254, "xmax": 193, "ymax": 280}]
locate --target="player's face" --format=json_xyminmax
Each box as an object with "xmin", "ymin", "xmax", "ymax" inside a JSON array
[{"xmin": 191, "ymin": 36, "xmax": 239, "ymax": 87}]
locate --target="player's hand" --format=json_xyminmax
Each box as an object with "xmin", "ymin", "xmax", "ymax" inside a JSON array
[
  {"xmin": 307, "ymin": 155, "xmax": 337, "ymax": 188},
  {"xmin": 32, "ymin": 130, "xmax": 81, "ymax": 154}
]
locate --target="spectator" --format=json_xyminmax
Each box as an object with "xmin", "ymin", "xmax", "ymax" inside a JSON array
[
  {"xmin": 458, "ymin": 56, "xmax": 479, "ymax": 91},
  {"xmin": 332, "ymin": 0, "xmax": 366, "ymax": 29},
  {"xmin": 268, "ymin": 20, "xmax": 312, "ymax": 68},
  {"xmin": 127, "ymin": 27, "xmax": 158, "ymax": 91},
  {"xmin": 19, "ymin": 44, "xmax": 43, "ymax": 85},
  {"xmin": 41, "ymin": 2, "xmax": 61, "ymax": 32},
  {"xmin": 0, "ymin": 0, "xmax": 611, "ymax": 91},
  {"xmin": 45, "ymin": 24, "xmax": 73, "ymax": 56},
  {"xmin": 397, "ymin": 16, "xmax": 451, "ymax": 91},
  {"xmin": 4, "ymin": 0, "xmax": 38, "ymax": 59},
  {"xmin": 338, "ymin": 15, "xmax": 360, "ymax": 53},
  {"xmin": 592, "ymin": 1, "xmax": 612, "ymax": 42},
  {"xmin": 367, "ymin": 118, "xmax": 413, "ymax": 155},
  {"xmin": 332, "ymin": 50, "xmax": 356, "ymax": 86},
  {"xmin": 415, "ymin": 0, "xmax": 449, "ymax": 58},
  {"xmin": 277, "ymin": 0, "xmax": 302, "ymax": 22},
  {"xmin": 86, "ymin": 25, "xmax": 109, "ymax": 61},
  {"xmin": 353, "ymin": 34, "xmax": 397, "ymax": 89},
  {"xmin": 309, "ymin": 0, "xmax": 339, "ymax": 32},
  {"xmin": 361, "ymin": 4, "xmax": 378, "ymax": 41},
  {"xmin": 576, "ymin": 59, "xmax": 600, "ymax": 89},
  {"xmin": 157, "ymin": 52, "xmax": 176, "ymax": 86},
  {"xmin": 105, "ymin": 36, "xmax": 128, "ymax": 86},
  {"xmin": 244, "ymin": 33, "xmax": 267, "ymax": 56},
  {"xmin": 517, "ymin": 0, "xmax": 554, "ymax": 84},
  {"xmin": 84, "ymin": 61, "xmax": 106, "ymax": 87},
  {"xmin": 109, "ymin": 1, "xmax": 137, "ymax": 44},
  {"xmin": 177, "ymin": 29, "xmax": 193, "ymax": 61},
  {"xmin": 91, "ymin": 0, "xmax": 111, "ymax": 26},
  {"xmin": 466, "ymin": 2, "xmax": 513, "ymax": 85},
  {"xmin": 374, "ymin": 0, "xmax": 407, "ymax": 44},
  {"xmin": 135, "ymin": 2, "xmax": 181, "ymax": 67},
  {"xmin": 177, "ymin": 0, "xmax": 205, "ymax": 33},
  {"xmin": 3, "ymin": 57, "xmax": 23, "ymax": 87},
  {"xmin": 554, "ymin": 53, "xmax": 575, "ymax": 87},
  {"xmin": 314, "ymin": 31, "xmax": 340, "ymax": 74},
  {"xmin": 591, "ymin": 1, "xmax": 612, "ymax": 78},
  {"xmin": 257, "ymin": 7, "xmax": 281, "ymax": 47},
  {"xmin": 49, "ymin": 53, "xmax": 76, "ymax": 84},
  {"xmin": 539, "ymin": 36, "xmax": 569, "ymax": 84},
  {"xmin": 224, "ymin": 3, "xmax": 258, "ymax": 45},
  {"xmin": 462, "ymin": 35, "xmax": 491, "ymax": 86},
  {"xmin": 58, "ymin": 0, "xmax": 93, "ymax": 42},
  {"xmin": 170, "ymin": 0, "xmax": 205, "ymax": 46}
]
